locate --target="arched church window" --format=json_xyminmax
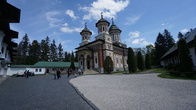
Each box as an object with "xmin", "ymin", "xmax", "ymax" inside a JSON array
[
  {"xmin": 1, "ymin": 47, "xmax": 4, "ymax": 53},
  {"xmin": 103, "ymin": 26, "xmax": 105, "ymax": 31}
]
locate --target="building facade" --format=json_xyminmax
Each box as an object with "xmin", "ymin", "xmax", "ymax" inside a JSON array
[
  {"xmin": 160, "ymin": 28, "xmax": 196, "ymax": 71},
  {"xmin": 0, "ymin": 0, "xmax": 20, "ymax": 77},
  {"xmin": 76, "ymin": 14, "xmax": 127, "ymax": 73}
]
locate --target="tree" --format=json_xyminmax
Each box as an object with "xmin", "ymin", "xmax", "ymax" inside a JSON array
[
  {"xmin": 103, "ymin": 56, "xmax": 113, "ymax": 74},
  {"xmin": 146, "ymin": 44, "xmax": 155, "ymax": 65},
  {"xmin": 155, "ymin": 33, "xmax": 166, "ymax": 64},
  {"xmin": 71, "ymin": 51, "xmax": 75, "ymax": 62},
  {"xmin": 58, "ymin": 43, "xmax": 63, "ymax": 61},
  {"xmin": 50, "ymin": 39, "xmax": 57, "ymax": 61},
  {"xmin": 64, "ymin": 51, "xmax": 71, "ymax": 62},
  {"xmin": 29, "ymin": 40, "xmax": 40, "ymax": 64},
  {"xmin": 40, "ymin": 36, "xmax": 50, "ymax": 61},
  {"xmin": 70, "ymin": 62, "xmax": 75, "ymax": 71},
  {"xmin": 194, "ymin": 35, "xmax": 196, "ymax": 54},
  {"xmin": 137, "ymin": 51, "xmax": 144, "ymax": 71},
  {"xmin": 127, "ymin": 47, "xmax": 136, "ymax": 73},
  {"xmin": 177, "ymin": 38, "xmax": 193, "ymax": 72},
  {"xmin": 177, "ymin": 32, "xmax": 184, "ymax": 39},
  {"xmin": 163, "ymin": 29, "xmax": 175, "ymax": 50},
  {"xmin": 145, "ymin": 53, "xmax": 151, "ymax": 69}
]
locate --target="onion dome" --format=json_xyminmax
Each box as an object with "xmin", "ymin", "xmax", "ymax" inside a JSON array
[
  {"xmin": 109, "ymin": 18, "xmax": 122, "ymax": 32},
  {"xmin": 95, "ymin": 12, "xmax": 110, "ymax": 27},
  {"xmin": 80, "ymin": 23, "xmax": 92, "ymax": 35}
]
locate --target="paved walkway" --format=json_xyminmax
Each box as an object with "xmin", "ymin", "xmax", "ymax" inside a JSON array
[
  {"xmin": 0, "ymin": 75, "xmax": 93, "ymax": 110},
  {"xmin": 70, "ymin": 73, "xmax": 196, "ymax": 110}
]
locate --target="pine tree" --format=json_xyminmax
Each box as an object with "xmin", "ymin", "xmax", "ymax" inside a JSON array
[
  {"xmin": 155, "ymin": 33, "xmax": 166, "ymax": 63},
  {"xmin": 163, "ymin": 29, "xmax": 175, "ymax": 50},
  {"xmin": 29, "ymin": 40, "xmax": 40, "ymax": 64},
  {"xmin": 177, "ymin": 38, "xmax": 193, "ymax": 72},
  {"xmin": 177, "ymin": 32, "xmax": 184, "ymax": 39},
  {"xmin": 145, "ymin": 53, "xmax": 151, "ymax": 69},
  {"xmin": 58, "ymin": 43, "xmax": 63, "ymax": 61},
  {"xmin": 40, "ymin": 36, "xmax": 50, "ymax": 61},
  {"xmin": 103, "ymin": 56, "xmax": 113, "ymax": 74},
  {"xmin": 127, "ymin": 47, "xmax": 136, "ymax": 73},
  {"xmin": 137, "ymin": 51, "xmax": 144, "ymax": 71},
  {"xmin": 50, "ymin": 39, "xmax": 57, "ymax": 61},
  {"xmin": 70, "ymin": 61, "xmax": 75, "ymax": 71},
  {"xmin": 194, "ymin": 35, "xmax": 196, "ymax": 54},
  {"xmin": 64, "ymin": 51, "xmax": 70, "ymax": 62}
]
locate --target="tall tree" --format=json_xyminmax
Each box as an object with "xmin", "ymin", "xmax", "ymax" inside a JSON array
[
  {"xmin": 71, "ymin": 51, "xmax": 75, "ymax": 62},
  {"xmin": 103, "ymin": 56, "xmax": 113, "ymax": 74},
  {"xmin": 194, "ymin": 35, "xmax": 196, "ymax": 54},
  {"xmin": 155, "ymin": 33, "xmax": 166, "ymax": 63},
  {"xmin": 163, "ymin": 29, "xmax": 175, "ymax": 50},
  {"xmin": 137, "ymin": 51, "xmax": 144, "ymax": 71},
  {"xmin": 29, "ymin": 40, "xmax": 40, "ymax": 64},
  {"xmin": 177, "ymin": 32, "xmax": 184, "ymax": 39},
  {"xmin": 50, "ymin": 39, "xmax": 57, "ymax": 61},
  {"xmin": 58, "ymin": 43, "xmax": 63, "ymax": 61},
  {"xmin": 40, "ymin": 36, "xmax": 50, "ymax": 61},
  {"xmin": 64, "ymin": 51, "xmax": 71, "ymax": 62},
  {"xmin": 146, "ymin": 44, "xmax": 155, "ymax": 65},
  {"xmin": 177, "ymin": 38, "xmax": 193, "ymax": 72},
  {"xmin": 127, "ymin": 47, "xmax": 136, "ymax": 73},
  {"xmin": 145, "ymin": 53, "xmax": 151, "ymax": 69}
]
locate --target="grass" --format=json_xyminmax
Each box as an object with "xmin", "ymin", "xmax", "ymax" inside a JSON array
[{"xmin": 158, "ymin": 72, "xmax": 196, "ymax": 80}]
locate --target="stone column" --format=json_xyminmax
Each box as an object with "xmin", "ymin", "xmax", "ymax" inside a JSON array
[{"xmin": 84, "ymin": 56, "xmax": 87, "ymax": 70}]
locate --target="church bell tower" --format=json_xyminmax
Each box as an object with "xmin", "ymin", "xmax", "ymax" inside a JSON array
[{"xmin": 79, "ymin": 23, "xmax": 92, "ymax": 46}]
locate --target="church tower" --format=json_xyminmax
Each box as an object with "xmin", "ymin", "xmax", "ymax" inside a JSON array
[
  {"xmin": 109, "ymin": 18, "xmax": 122, "ymax": 43},
  {"xmin": 79, "ymin": 23, "xmax": 92, "ymax": 46}
]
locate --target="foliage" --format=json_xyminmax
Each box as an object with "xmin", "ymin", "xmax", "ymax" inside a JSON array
[
  {"xmin": 177, "ymin": 32, "xmax": 184, "ymax": 39},
  {"xmin": 155, "ymin": 29, "xmax": 175, "ymax": 64},
  {"xmin": 194, "ymin": 35, "xmax": 196, "ymax": 54},
  {"xmin": 50, "ymin": 40, "xmax": 58, "ymax": 61},
  {"xmin": 103, "ymin": 56, "xmax": 113, "ymax": 74},
  {"xmin": 70, "ymin": 61, "xmax": 75, "ymax": 70},
  {"xmin": 13, "ymin": 34, "xmax": 78, "ymax": 65},
  {"xmin": 177, "ymin": 38, "xmax": 193, "ymax": 72},
  {"xmin": 127, "ymin": 47, "xmax": 137, "ymax": 73},
  {"xmin": 58, "ymin": 43, "xmax": 63, "ymax": 61},
  {"xmin": 145, "ymin": 53, "xmax": 151, "ymax": 69},
  {"xmin": 137, "ymin": 51, "xmax": 144, "ymax": 71}
]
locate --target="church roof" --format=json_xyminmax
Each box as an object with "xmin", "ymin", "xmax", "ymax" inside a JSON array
[
  {"xmin": 96, "ymin": 14, "xmax": 110, "ymax": 27},
  {"xmin": 80, "ymin": 23, "xmax": 92, "ymax": 35},
  {"xmin": 109, "ymin": 19, "xmax": 121, "ymax": 32}
]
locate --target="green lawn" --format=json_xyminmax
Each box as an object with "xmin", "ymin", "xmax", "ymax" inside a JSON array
[{"xmin": 158, "ymin": 72, "xmax": 196, "ymax": 80}]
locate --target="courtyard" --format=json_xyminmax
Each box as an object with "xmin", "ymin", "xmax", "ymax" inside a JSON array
[{"xmin": 70, "ymin": 73, "xmax": 196, "ymax": 110}]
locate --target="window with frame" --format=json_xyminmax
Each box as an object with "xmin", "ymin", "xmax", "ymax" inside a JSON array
[
  {"xmin": 35, "ymin": 69, "xmax": 38, "ymax": 72},
  {"xmin": 39, "ymin": 69, "xmax": 42, "ymax": 72}
]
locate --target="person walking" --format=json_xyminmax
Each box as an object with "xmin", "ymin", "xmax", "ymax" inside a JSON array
[
  {"xmin": 67, "ymin": 68, "xmax": 70, "ymax": 78},
  {"xmin": 78, "ymin": 68, "xmax": 81, "ymax": 75},
  {"xmin": 54, "ymin": 72, "xmax": 57, "ymax": 79},
  {"xmin": 57, "ymin": 69, "xmax": 61, "ymax": 79}
]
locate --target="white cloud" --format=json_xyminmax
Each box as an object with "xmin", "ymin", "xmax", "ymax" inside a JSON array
[
  {"xmin": 45, "ymin": 11, "xmax": 61, "ymax": 27},
  {"xmin": 60, "ymin": 22, "xmax": 83, "ymax": 33},
  {"xmin": 132, "ymin": 39, "xmax": 152, "ymax": 46},
  {"xmin": 124, "ymin": 15, "xmax": 141, "ymax": 25},
  {"xmin": 161, "ymin": 23, "xmax": 173, "ymax": 29},
  {"xmin": 180, "ymin": 29, "xmax": 188, "ymax": 33},
  {"xmin": 65, "ymin": 10, "xmax": 78, "ymax": 20},
  {"xmin": 128, "ymin": 31, "xmax": 140, "ymax": 38},
  {"xmin": 80, "ymin": 0, "xmax": 130, "ymax": 20}
]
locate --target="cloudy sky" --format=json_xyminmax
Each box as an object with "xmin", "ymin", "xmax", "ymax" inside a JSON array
[{"xmin": 8, "ymin": 0, "xmax": 196, "ymax": 52}]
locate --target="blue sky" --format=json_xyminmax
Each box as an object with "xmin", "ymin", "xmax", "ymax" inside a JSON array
[{"xmin": 8, "ymin": 0, "xmax": 196, "ymax": 52}]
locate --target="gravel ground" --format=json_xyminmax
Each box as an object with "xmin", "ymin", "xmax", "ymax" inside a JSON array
[
  {"xmin": 0, "ymin": 75, "xmax": 93, "ymax": 110},
  {"xmin": 70, "ymin": 73, "xmax": 196, "ymax": 110}
]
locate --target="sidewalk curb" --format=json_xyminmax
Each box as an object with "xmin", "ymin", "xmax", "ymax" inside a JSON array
[{"xmin": 68, "ymin": 80, "xmax": 99, "ymax": 110}]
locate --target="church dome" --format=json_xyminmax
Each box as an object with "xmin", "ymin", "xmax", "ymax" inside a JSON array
[
  {"xmin": 109, "ymin": 19, "xmax": 121, "ymax": 32},
  {"xmin": 80, "ymin": 23, "xmax": 92, "ymax": 35},
  {"xmin": 96, "ymin": 13, "xmax": 110, "ymax": 27}
]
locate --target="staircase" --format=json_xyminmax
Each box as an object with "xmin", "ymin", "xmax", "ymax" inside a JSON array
[{"xmin": 83, "ymin": 69, "xmax": 99, "ymax": 75}]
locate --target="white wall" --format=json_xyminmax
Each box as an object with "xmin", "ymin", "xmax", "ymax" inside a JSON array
[{"xmin": 7, "ymin": 68, "xmax": 46, "ymax": 76}]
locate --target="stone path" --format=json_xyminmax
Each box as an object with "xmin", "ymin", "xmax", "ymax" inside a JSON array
[
  {"xmin": 70, "ymin": 73, "xmax": 196, "ymax": 110},
  {"xmin": 0, "ymin": 75, "xmax": 93, "ymax": 110}
]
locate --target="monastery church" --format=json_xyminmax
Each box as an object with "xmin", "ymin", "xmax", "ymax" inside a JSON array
[{"xmin": 76, "ymin": 14, "xmax": 128, "ymax": 73}]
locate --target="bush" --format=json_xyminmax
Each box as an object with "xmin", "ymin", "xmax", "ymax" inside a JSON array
[
  {"xmin": 167, "ymin": 63, "xmax": 173, "ymax": 70},
  {"xmin": 169, "ymin": 70, "xmax": 181, "ymax": 77}
]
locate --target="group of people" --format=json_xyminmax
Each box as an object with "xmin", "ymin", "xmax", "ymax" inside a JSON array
[
  {"xmin": 54, "ymin": 69, "xmax": 61, "ymax": 79},
  {"xmin": 54, "ymin": 68, "xmax": 83, "ymax": 79}
]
